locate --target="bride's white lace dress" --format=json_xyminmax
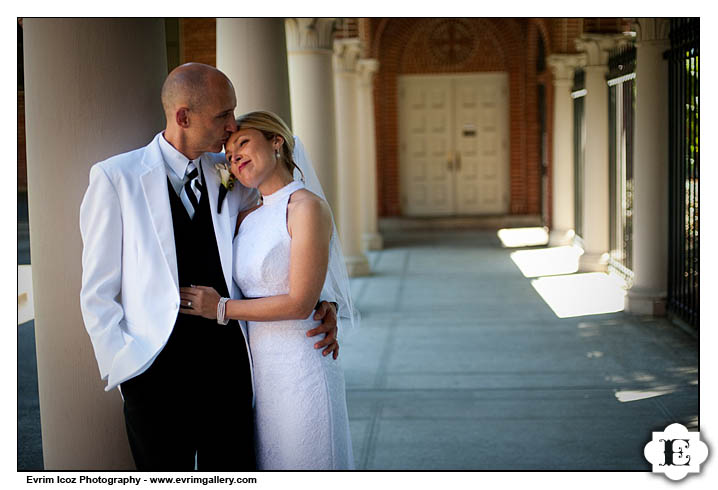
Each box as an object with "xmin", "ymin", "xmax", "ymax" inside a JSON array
[{"xmin": 233, "ymin": 180, "xmax": 354, "ymax": 470}]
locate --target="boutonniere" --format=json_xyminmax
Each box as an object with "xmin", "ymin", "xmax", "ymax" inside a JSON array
[
  {"xmin": 216, "ymin": 162, "xmax": 236, "ymax": 191},
  {"xmin": 215, "ymin": 162, "xmax": 236, "ymax": 213}
]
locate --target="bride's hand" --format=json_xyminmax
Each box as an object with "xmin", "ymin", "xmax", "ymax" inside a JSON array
[{"xmin": 179, "ymin": 285, "xmax": 221, "ymax": 320}]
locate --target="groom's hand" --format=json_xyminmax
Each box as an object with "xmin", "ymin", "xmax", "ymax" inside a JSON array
[{"xmin": 308, "ymin": 301, "xmax": 339, "ymax": 359}]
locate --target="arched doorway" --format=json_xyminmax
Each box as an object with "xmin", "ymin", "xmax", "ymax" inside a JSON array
[
  {"xmin": 371, "ymin": 18, "xmax": 534, "ymax": 217},
  {"xmin": 398, "ymin": 72, "xmax": 509, "ymax": 216}
]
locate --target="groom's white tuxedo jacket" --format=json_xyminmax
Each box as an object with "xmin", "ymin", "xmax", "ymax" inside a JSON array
[{"xmin": 80, "ymin": 132, "xmax": 258, "ymax": 392}]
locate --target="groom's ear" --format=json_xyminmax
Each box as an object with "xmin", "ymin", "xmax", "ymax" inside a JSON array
[{"xmin": 176, "ymin": 107, "xmax": 191, "ymax": 128}]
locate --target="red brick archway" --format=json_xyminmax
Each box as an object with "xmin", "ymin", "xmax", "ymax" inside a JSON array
[{"xmin": 369, "ymin": 18, "xmax": 544, "ymax": 217}]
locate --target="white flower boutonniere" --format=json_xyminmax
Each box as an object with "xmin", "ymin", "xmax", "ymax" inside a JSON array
[
  {"xmin": 215, "ymin": 162, "xmax": 236, "ymax": 213},
  {"xmin": 215, "ymin": 162, "xmax": 236, "ymax": 191}
]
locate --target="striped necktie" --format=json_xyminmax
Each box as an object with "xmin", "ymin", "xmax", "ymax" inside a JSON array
[{"xmin": 182, "ymin": 161, "xmax": 204, "ymax": 219}]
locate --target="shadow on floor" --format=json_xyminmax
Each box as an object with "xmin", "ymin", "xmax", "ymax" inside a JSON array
[{"xmin": 18, "ymin": 320, "xmax": 43, "ymax": 470}]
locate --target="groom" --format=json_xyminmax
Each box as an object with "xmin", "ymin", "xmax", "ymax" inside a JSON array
[{"xmin": 79, "ymin": 63, "xmax": 339, "ymax": 470}]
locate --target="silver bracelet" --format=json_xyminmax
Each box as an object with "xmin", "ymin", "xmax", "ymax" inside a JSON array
[{"xmin": 217, "ymin": 297, "xmax": 230, "ymax": 325}]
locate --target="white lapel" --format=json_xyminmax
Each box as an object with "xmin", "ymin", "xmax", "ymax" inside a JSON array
[
  {"xmin": 140, "ymin": 135, "xmax": 179, "ymax": 289},
  {"xmin": 201, "ymin": 156, "xmax": 234, "ymax": 294}
]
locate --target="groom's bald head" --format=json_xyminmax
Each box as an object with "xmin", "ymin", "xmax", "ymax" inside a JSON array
[
  {"xmin": 160, "ymin": 62, "xmax": 237, "ymax": 158},
  {"xmin": 161, "ymin": 63, "xmax": 234, "ymax": 118}
]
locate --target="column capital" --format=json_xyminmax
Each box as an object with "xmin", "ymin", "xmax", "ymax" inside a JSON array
[
  {"xmin": 357, "ymin": 58, "xmax": 379, "ymax": 86},
  {"xmin": 575, "ymin": 33, "xmax": 631, "ymax": 66},
  {"xmin": 285, "ymin": 18, "xmax": 336, "ymax": 52},
  {"xmin": 333, "ymin": 38, "xmax": 362, "ymax": 73},
  {"xmin": 631, "ymin": 18, "xmax": 671, "ymax": 45},
  {"xmin": 547, "ymin": 53, "xmax": 586, "ymax": 83}
]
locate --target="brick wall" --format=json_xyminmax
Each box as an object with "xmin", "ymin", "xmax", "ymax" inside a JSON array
[
  {"xmin": 370, "ymin": 18, "xmax": 546, "ymax": 216},
  {"xmin": 335, "ymin": 18, "xmax": 359, "ymax": 39},
  {"xmin": 583, "ymin": 18, "xmax": 631, "ymax": 34},
  {"xmin": 181, "ymin": 18, "xmax": 216, "ymax": 66},
  {"xmin": 550, "ymin": 18, "xmax": 584, "ymax": 54},
  {"xmin": 526, "ymin": 22, "xmax": 541, "ymax": 219}
]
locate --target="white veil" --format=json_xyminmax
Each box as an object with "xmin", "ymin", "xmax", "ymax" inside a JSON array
[{"xmin": 292, "ymin": 136, "xmax": 360, "ymax": 338}]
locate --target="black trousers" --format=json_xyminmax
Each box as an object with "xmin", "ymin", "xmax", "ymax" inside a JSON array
[{"xmin": 120, "ymin": 318, "xmax": 255, "ymax": 471}]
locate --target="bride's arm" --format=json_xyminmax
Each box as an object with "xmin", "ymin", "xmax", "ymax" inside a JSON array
[
  {"xmin": 180, "ymin": 193, "xmax": 333, "ymax": 322},
  {"xmin": 227, "ymin": 195, "xmax": 332, "ymax": 321}
]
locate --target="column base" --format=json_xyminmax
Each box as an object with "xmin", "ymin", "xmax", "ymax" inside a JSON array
[
  {"xmin": 549, "ymin": 228, "xmax": 575, "ymax": 247},
  {"xmin": 625, "ymin": 287, "xmax": 667, "ymax": 316},
  {"xmin": 578, "ymin": 251, "xmax": 608, "ymax": 272},
  {"xmin": 345, "ymin": 254, "xmax": 371, "ymax": 277},
  {"xmin": 363, "ymin": 232, "xmax": 384, "ymax": 251}
]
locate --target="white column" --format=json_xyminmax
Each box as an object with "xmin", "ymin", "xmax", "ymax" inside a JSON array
[
  {"xmin": 23, "ymin": 18, "xmax": 167, "ymax": 469},
  {"xmin": 547, "ymin": 54, "xmax": 585, "ymax": 246},
  {"xmin": 334, "ymin": 39, "xmax": 370, "ymax": 276},
  {"xmin": 285, "ymin": 18, "xmax": 339, "ymax": 212},
  {"xmin": 575, "ymin": 34, "xmax": 625, "ymax": 271},
  {"xmin": 217, "ymin": 18, "xmax": 292, "ymax": 126},
  {"xmin": 357, "ymin": 59, "xmax": 383, "ymax": 251},
  {"xmin": 626, "ymin": 19, "xmax": 671, "ymax": 316}
]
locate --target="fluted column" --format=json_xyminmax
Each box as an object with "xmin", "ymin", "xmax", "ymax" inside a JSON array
[
  {"xmin": 547, "ymin": 54, "xmax": 586, "ymax": 246},
  {"xmin": 626, "ymin": 18, "xmax": 671, "ymax": 316},
  {"xmin": 575, "ymin": 34, "xmax": 625, "ymax": 271},
  {"xmin": 357, "ymin": 58, "xmax": 383, "ymax": 251},
  {"xmin": 334, "ymin": 39, "xmax": 370, "ymax": 276},
  {"xmin": 23, "ymin": 18, "xmax": 166, "ymax": 469},
  {"xmin": 217, "ymin": 18, "xmax": 292, "ymax": 125},
  {"xmin": 285, "ymin": 18, "xmax": 338, "ymax": 212}
]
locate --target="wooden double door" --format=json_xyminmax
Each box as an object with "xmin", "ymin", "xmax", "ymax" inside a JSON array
[{"xmin": 399, "ymin": 73, "xmax": 509, "ymax": 216}]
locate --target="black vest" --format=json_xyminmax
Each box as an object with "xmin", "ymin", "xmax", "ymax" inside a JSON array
[
  {"xmin": 167, "ymin": 178, "xmax": 228, "ymax": 298},
  {"xmin": 148, "ymin": 177, "xmax": 251, "ymax": 396}
]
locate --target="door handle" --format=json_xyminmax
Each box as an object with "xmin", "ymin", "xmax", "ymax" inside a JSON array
[
  {"xmin": 455, "ymin": 152, "xmax": 461, "ymax": 172},
  {"xmin": 447, "ymin": 152, "xmax": 454, "ymax": 171}
]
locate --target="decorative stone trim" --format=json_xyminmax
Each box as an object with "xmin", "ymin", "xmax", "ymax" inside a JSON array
[
  {"xmin": 426, "ymin": 19, "xmax": 478, "ymax": 68},
  {"xmin": 632, "ymin": 18, "xmax": 671, "ymax": 44},
  {"xmin": 575, "ymin": 33, "xmax": 630, "ymax": 66},
  {"xmin": 333, "ymin": 38, "xmax": 362, "ymax": 73},
  {"xmin": 356, "ymin": 58, "xmax": 379, "ymax": 87},
  {"xmin": 285, "ymin": 18, "xmax": 336, "ymax": 52},
  {"xmin": 547, "ymin": 53, "xmax": 586, "ymax": 82}
]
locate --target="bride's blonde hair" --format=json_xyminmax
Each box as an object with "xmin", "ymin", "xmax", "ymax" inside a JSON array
[{"xmin": 234, "ymin": 111, "xmax": 304, "ymax": 181}]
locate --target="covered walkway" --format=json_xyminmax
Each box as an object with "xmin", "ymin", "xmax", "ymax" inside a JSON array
[
  {"xmin": 17, "ymin": 224, "xmax": 699, "ymax": 471},
  {"xmin": 342, "ymin": 227, "xmax": 698, "ymax": 470}
]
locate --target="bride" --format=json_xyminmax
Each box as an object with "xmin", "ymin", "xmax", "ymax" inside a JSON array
[{"xmin": 179, "ymin": 111, "xmax": 356, "ymax": 470}]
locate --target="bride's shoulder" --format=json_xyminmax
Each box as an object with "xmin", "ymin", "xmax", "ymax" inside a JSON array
[
  {"xmin": 287, "ymin": 189, "xmax": 331, "ymax": 226},
  {"xmin": 288, "ymin": 188, "xmax": 326, "ymax": 208}
]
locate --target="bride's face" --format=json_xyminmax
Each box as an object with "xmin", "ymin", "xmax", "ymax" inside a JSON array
[{"xmin": 225, "ymin": 128, "xmax": 281, "ymax": 188}]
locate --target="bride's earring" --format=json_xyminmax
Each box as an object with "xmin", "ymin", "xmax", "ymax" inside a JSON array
[{"xmin": 275, "ymin": 149, "xmax": 280, "ymax": 160}]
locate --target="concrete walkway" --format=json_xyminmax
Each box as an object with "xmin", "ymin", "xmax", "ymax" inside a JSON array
[
  {"xmin": 17, "ymin": 223, "xmax": 699, "ymax": 471},
  {"xmin": 341, "ymin": 228, "xmax": 698, "ymax": 470}
]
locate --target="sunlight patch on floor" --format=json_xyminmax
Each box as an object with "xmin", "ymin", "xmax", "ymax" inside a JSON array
[
  {"xmin": 614, "ymin": 387, "xmax": 675, "ymax": 403},
  {"xmin": 18, "ymin": 265, "xmax": 34, "ymax": 325},
  {"xmin": 510, "ymin": 246, "xmax": 582, "ymax": 278},
  {"xmin": 530, "ymin": 272, "xmax": 626, "ymax": 318},
  {"xmin": 497, "ymin": 227, "xmax": 549, "ymax": 248}
]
